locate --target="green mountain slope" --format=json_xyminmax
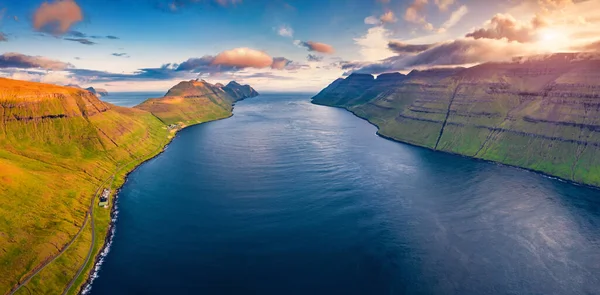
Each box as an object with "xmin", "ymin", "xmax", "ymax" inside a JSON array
[
  {"xmin": 313, "ymin": 53, "xmax": 600, "ymax": 186},
  {"xmin": 0, "ymin": 77, "xmax": 258, "ymax": 294},
  {"xmin": 135, "ymin": 79, "xmax": 259, "ymax": 126}
]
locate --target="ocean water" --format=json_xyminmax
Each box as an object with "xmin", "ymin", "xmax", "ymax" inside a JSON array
[
  {"xmin": 99, "ymin": 92, "xmax": 164, "ymax": 107},
  {"xmin": 89, "ymin": 94, "xmax": 600, "ymax": 295}
]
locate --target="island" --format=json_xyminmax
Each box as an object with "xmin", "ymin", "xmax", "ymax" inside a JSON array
[
  {"xmin": 313, "ymin": 53, "xmax": 600, "ymax": 187},
  {"xmin": 0, "ymin": 77, "xmax": 258, "ymax": 294}
]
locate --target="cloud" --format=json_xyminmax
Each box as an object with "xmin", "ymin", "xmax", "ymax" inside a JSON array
[
  {"xmin": 434, "ymin": 0, "xmax": 455, "ymax": 11},
  {"xmin": 276, "ymin": 25, "xmax": 294, "ymax": 37},
  {"xmin": 271, "ymin": 57, "xmax": 292, "ymax": 69},
  {"xmin": 572, "ymin": 39, "xmax": 600, "ymax": 51},
  {"xmin": 307, "ymin": 54, "xmax": 323, "ymax": 62},
  {"xmin": 380, "ymin": 10, "xmax": 397, "ymax": 23},
  {"xmin": 404, "ymin": 0, "xmax": 434, "ymax": 30},
  {"xmin": 0, "ymin": 32, "xmax": 6, "ymax": 42},
  {"xmin": 212, "ymin": 48, "xmax": 274, "ymax": 68},
  {"xmin": 366, "ymin": 10, "xmax": 398, "ymax": 25},
  {"xmin": 33, "ymin": 0, "xmax": 83, "ymax": 35},
  {"xmin": 66, "ymin": 30, "xmax": 86, "ymax": 38},
  {"xmin": 295, "ymin": 41, "xmax": 335, "ymax": 54},
  {"xmin": 241, "ymin": 72, "xmax": 297, "ymax": 80},
  {"xmin": 64, "ymin": 38, "xmax": 96, "ymax": 45},
  {"xmin": 354, "ymin": 26, "xmax": 395, "ymax": 61},
  {"xmin": 0, "ymin": 52, "xmax": 72, "ymax": 70},
  {"xmin": 2, "ymin": 48, "xmax": 297, "ymax": 86},
  {"xmin": 176, "ymin": 56, "xmax": 216, "ymax": 71},
  {"xmin": 348, "ymin": 38, "xmax": 537, "ymax": 74},
  {"xmin": 178, "ymin": 49, "xmax": 293, "ymax": 72},
  {"xmin": 364, "ymin": 16, "xmax": 380, "ymax": 25},
  {"xmin": 466, "ymin": 13, "xmax": 548, "ymax": 43},
  {"xmin": 65, "ymin": 30, "xmax": 119, "ymax": 40},
  {"xmin": 388, "ymin": 41, "xmax": 435, "ymax": 53},
  {"xmin": 163, "ymin": 0, "xmax": 243, "ymax": 11},
  {"xmin": 437, "ymin": 5, "xmax": 468, "ymax": 33}
]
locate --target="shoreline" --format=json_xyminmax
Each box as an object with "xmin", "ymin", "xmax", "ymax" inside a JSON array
[
  {"xmin": 311, "ymin": 100, "xmax": 600, "ymax": 191},
  {"xmin": 76, "ymin": 112, "xmax": 237, "ymax": 295}
]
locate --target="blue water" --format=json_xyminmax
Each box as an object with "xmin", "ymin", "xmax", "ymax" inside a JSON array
[
  {"xmin": 89, "ymin": 94, "xmax": 600, "ymax": 295},
  {"xmin": 100, "ymin": 92, "xmax": 164, "ymax": 107}
]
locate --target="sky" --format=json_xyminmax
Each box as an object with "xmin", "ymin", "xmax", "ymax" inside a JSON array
[{"xmin": 0, "ymin": 0, "xmax": 599, "ymax": 92}]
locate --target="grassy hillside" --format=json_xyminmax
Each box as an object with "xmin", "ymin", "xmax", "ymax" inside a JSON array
[
  {"xmin": 135, "ymin": 79, "xmax": 258, "ymax": 126},
  {"xmin": 0, "ymin": 77, "xmax": 258, "ymax": 294},
  {"xmin": 313, "ymin": 53, "xmax": 600, "ymax": 187}
]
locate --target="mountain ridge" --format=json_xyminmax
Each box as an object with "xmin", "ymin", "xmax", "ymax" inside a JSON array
[{"xmin": 313, "ymin": 53, "xmax": 600, "ymax": 187}]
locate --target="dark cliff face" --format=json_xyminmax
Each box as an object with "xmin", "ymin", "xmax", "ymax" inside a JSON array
[
  {"xmin": 312, "ymin": 53, "xmax": 600, "ymax": 187},
  {"xmin": 222, "ymin": 81, "xmax": 260, "ymax": 101},
  {"xmin": 312, "ymin": 73, "xmax": 375, "ymax": 106},
  {"xmin": 312, "ymin": 72, "xmax": 410, "ymax": 107}
]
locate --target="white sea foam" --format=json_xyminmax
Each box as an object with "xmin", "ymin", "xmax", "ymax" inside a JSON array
[{"xmin": 81, "ymin": 193, "xmax": 120, "ymax": 295}]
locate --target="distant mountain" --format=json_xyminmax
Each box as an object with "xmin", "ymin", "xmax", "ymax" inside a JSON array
[
  {"xmin": 136, "ymin": 79, "xmax": 258, "ymax": 125},
  {"xmin": 86, "ymin": 86, "xmax": 109, "ymax": 97},
  {"xmin": 313, "ymin": 53, "xmax": 600, "ymax": 187},
  {"xmin": 222, "ymin": 81, "xmax": 260, "ymax": 101}
]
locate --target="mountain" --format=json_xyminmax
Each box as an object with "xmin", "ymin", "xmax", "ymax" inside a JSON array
[
  {"xmin": 136, "ymin": 79, "xmax": 259, "ymax": 125},
  {"xmin": 0, "ymin": 78, "xmax": 167, "ymax": 294},
  {"xmin": 0, "ymin": 77, "xmax": 257, "ymax": 294},
  {"xmin": 85, "ymin": 86, "xmax": 109, "ymax": 97},
  {"xmin": 313, "ymin": 53, "xmax": 600, "ymax": 187},
  {"xmin": 222, "ymin": 81, "xmax": 260, "ymax": 101}
]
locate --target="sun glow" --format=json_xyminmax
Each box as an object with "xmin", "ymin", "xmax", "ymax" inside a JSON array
[{"xmin": 537, "ymin": 28, "xmax": 568, "ymax": 51}]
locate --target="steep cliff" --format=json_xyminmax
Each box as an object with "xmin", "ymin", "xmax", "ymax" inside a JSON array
[
  {"xmin": 313, "ymin": 53, "xmax": 600, "ymax": 186},
  {"xmin": 0, "ymin": 78, "xmax": 168, "ymax": 293},
  {"xmin": 136, "ymin": 79, "xmax": 259, "ymax": 125}
]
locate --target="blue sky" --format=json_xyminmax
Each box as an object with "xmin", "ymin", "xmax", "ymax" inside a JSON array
[{"xmin": 1, "ymin": 0, "xmax": 599, "ymax": 91}]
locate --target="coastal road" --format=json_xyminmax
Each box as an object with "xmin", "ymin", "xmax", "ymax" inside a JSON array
[
  {"xmin": 62, "ymin": 134, "xmax": 172, "ymax": 295},
  {"xmin": 8, "ymin": 169, "xmax": 117, "ymax": 295},
  {"xmin": 8, "ymin": 131, "xmax": 172, "ymax": 295}
]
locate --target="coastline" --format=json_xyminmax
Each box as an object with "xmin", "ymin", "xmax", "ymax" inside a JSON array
[
  {"xmin": 74, "ymin": 112, "xmax": 237, "ymax": 295},
  {"xmin": 311, "ymin": 100, "xmax": 600, "ymax": 191}
]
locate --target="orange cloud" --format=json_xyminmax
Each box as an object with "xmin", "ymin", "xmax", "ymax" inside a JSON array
[
  {"xmin": 212, "ymin": 48, "xmax": 273, "ymax": 68},
  {"xmin": 466, "ymin": 13, "xmax": 548, "ymax": 43},
  {"xmin": 434, "ymin": 0, "xmax": 455, "ymax": 11},
  {"xmin": 33, "ymin": 0, "xmax": 83, "ymax": 35},
  {"xmin": 297, "ymin": 41, "xmax": 335, "ymax": 54},
  {"xmin": 271, "ymin": 57, "xmax": 292, "ymax": 70},
  {"xmin": 380, "ymin": 10, "xmax": 397, "ymax": 23},
  {"xmin": 405, "ymin": 0, "xmax": 434, "ymax": 30}
]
